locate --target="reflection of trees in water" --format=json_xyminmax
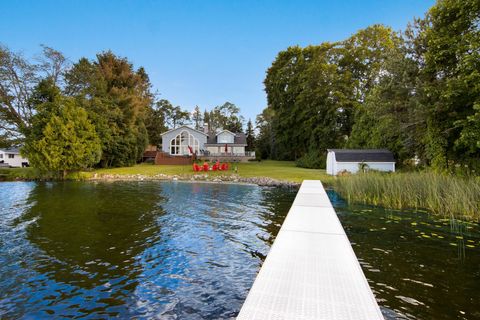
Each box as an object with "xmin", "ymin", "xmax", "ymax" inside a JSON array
[
  {"xmin": 4, "ymin": 182, "xmax": 299, "ymax": 319},
  {"xmin": 255, "ymin": 187, "xmax": 297, "ymax": 257},
  {"xmin": 17, "ymin": 181, "xmax": 165, "ymax": 318}
]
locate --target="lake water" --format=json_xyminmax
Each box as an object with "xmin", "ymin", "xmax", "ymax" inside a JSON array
[{"xmin": 0, "ymin": 181, "xmax": 479, "ymax": 319}]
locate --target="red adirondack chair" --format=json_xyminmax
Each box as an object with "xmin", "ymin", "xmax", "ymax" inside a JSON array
[{"xmin": 203, "ymin": 162, "xmax": 210, "ymax": 171}]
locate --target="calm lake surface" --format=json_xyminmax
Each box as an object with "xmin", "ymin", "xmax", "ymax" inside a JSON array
[{"xmin": 0, "ymin": 181, "xmax": 479, "ymax": 319}]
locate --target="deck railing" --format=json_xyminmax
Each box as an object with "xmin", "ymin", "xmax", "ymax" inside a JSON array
[{"xmin": 201, "ymin": 151, "xmax": 255, "ymax": 157}]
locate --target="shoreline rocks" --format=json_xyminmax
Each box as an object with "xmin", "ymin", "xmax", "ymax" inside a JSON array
[{"xmin": 88, "ymin": 173, "xmax": 299, "ymax": 188}]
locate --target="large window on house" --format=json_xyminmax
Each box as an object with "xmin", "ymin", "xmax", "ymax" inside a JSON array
[
  {"xmin": 8, "ymin": 154, "xmax": 14, "ymax": 159},
  {"xmin": 169, "ymin": 130, "xmax": 200, "ymax": 155}
]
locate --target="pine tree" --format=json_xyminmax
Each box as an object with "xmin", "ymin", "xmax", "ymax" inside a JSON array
[
  {"xmin": 64, "ymin": 51, "xmax": 152, "ymax": 167},
  {"xmin": 23, "ymin": 97, "xmax": 101, "ymax": 178},
  {"xmin": 192, "ymin": 105, "xmax": 202, "ymax": 130},
  {"xmin": 246, "ymin": 119, "xmax": 255, "ymax": 151}
]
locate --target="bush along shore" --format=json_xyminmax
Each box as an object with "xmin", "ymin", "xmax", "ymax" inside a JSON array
[{"xmin": 334, "ymin": 172, "xmax": 480, "ymax": 222}]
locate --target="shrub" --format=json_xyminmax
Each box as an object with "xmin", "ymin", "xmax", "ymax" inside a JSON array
[{"xmin": 295, "ymin": 150, "xmax": 326, "ymax": 169}]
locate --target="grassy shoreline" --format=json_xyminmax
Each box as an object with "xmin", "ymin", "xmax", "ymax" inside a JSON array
[
  {"xmin": 0, "ymin": 161, "xmax": 333, "ymax": 184},
  {"xmin": 2, "ymin": 162, "xmax": 479, "ymax": 221},
  {"xmin": 91, "ymin": 161, "xmax": 333, "ymax": 184}
]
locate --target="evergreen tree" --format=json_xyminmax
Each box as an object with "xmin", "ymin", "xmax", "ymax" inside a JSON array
[
  {"xmin": 65, "ymin": 51, "xmax": 152, "ymax": 167},
  {"xmin": 255, "ymin": 107, "xmax": 275, "ymax": 159},
  {"xmin": 144, "ymin": 102, "xmax": 168, "ymax": 147},
  {"xmin": 23, "ymin": 97, "xmax": 101, "ymax": 178},
  {"xmin": 203, "ymin": 109, "xmax": 210, "ymax": 131},
  {"xmin": 192, "ymin": 105, "xmax": 202, "ymax": 130},
  {"xmin": 246, "ymin": 119, "xmax": 255, "ymax": 151}
]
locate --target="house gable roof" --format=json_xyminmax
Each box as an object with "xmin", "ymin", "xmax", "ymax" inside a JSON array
[
  {"xmin": 206, "ymin": 132, "xmax": 247, "ymax": 145},
  {"xmin": 160, "ymin": 125, "xmax": 208, "ymax": 137},
  {"xmin": 0, "ymin": 147, "xmax": 21, "ymax": 154},
  {"xmin": 216, "ymin": 130, "xmax": 236, "ymax": 137},
  {"xmin": 327, "ymin": 149, "xmax": 395, "ymax": 163}
]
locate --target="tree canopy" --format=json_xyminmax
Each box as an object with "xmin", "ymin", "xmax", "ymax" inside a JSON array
[
  {"xmin": 258, "ymin": 0, "xmax": 480, "ymax": 171},
  {"xmin": 23, "ymin": 95, "xmax": 101, "ymax": 177}
]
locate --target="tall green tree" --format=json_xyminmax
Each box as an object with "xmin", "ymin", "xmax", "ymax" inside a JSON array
[
  {"xmin": 262, "ymin": 25, "xmax": 400, "ymax": 166},
  {"xmin": 246, "ymin": 119, "xmax": 255, "ymax": 151},
  {"xmin": 65, "ymin": 51, "xmax": 152, "ymax": 167},
  {"xmin": 255, "ymin": 107, "xmax": 275, "ymax": 159},
  {"xmin": 347, "ymin": 35, "xmax": 423, "ymax": 164},
  {"xmin": 144, "ymin": 102, "xmax": 168, "ymax": 147},
  {"xmin": 23, "ymin": 96, "xmax": 101, "ymax": 178},
  {"xmin": 171, "ymin": 106, "xmax": 190, "ymax": 128},
  {"xmin": 420, "ymin": 0, "xmax": 480, "ymax": 169},
  {"xmin": 203, "ymin": 109, "xmax": 210, "ymax": 131},
  {"xmin": 192, "ymin": 105, "xmax": 202, "ymax": 130},
  {"xmin": 209, "ymin": 102, "xmax": 244, "ymax": 132},
  {"xmin": 0, "ymin": 45, "xmax": 68, "ymax": 142}
]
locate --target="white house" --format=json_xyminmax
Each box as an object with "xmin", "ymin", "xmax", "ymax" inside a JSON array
[
  {"xmin": 326, "ymin": 149, "xmax": 395, "ymax": 175},
  {"xmin": 160, "ymin": 125, "xmax": 249, "ymax": 157},
  {"xmin": 204, "ymin": 129, "xmax": 247, "ymax": 156},
  {"xmin": 0, "ymin": 147, "xmax": 29, "ymax": 167}
]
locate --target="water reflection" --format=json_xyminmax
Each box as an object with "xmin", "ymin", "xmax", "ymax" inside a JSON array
[
  {"xmin": 0, "ymin": 181, "xmax": 296, "ymax": 319},
  {"xmin": 4, "ymin": 181, "xmax": 478, "ymax": 319},
  {"xmin": 7, "ymin": 182, "xmax": 165, "ymax": 318}
]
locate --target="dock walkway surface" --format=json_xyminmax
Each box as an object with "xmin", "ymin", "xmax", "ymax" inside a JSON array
[{"xmin": 237, "ymin": 180, "xmax": 384, "ymax": 320}]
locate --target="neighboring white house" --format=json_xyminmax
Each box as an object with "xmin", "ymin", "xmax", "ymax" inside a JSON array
[
  {"xmin": 326, "ymin": 149, "xmax": 395, "ymax": 175},
  {"xmin": 160, "ymin": 125, "xmax": 249, "ymax": 157},
  {"xmin": 0, "ymin": 147, "xmax": 29, "ymax": 167}
]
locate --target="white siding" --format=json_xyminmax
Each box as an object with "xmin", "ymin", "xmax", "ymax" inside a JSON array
[
  {"xmin": 334, "ymin": 162, "xmax": 395, "ymax": 175},
  {"xmin": 0, "ymin": 152, "xmax": 28, "ymax": 167},
  {"xmin": 161, "ymin": 126, "xmax": 207, "ymax": 155},
  {"xmin": 326, "ymin": 151, "xmax": 395, "ymax": 175},
  {"xmin": 217, "ymin": 131, "xmax": 235, "ymax": 144},
  {"xmin": 207, "ymin": 146, "xmax": 220, "ymax": 154},
  {"xmin": 232, "ymin": 146, "xmax": 245, "ymax": 155},
  {"xmin": 326, "ymin": 151, "xmax": 335, "ymax": 175}
]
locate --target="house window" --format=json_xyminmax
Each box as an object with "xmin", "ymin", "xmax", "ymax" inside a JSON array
[
  {"xmin": 169, "ymin": 130, "xmax": 200, "ymax": 155},
  {"xmin": 8, "ymin": 154, "xmax": 14, "ymax": 159}
]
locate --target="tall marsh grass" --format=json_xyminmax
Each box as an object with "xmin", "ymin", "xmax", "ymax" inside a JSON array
[{"xmin": 334, "ymin": 172, "xmax": 480, "ymax": 221}]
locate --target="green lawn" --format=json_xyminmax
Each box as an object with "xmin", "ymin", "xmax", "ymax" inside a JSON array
[
  {"xmin": 92, "ymin": 160, "xmax": 332, "ymax": 184},
  {"xmin": 0, "ymin": 161, "xmax": 332, "ymax": 184}
]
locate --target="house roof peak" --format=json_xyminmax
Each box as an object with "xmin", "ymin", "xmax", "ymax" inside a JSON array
[{"xmin": 160, "ymin": 125, "xmax": 208, "ymax": 136}]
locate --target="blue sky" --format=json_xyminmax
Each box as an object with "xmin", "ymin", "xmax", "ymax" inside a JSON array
[{"xmin": 0, "ymin": 0, "xmax": 435, "ymax": 122}]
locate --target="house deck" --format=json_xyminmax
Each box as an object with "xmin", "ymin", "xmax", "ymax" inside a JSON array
[{"xmin": 237, "ymin": 180, "xmax": 384, "ymax": 320}]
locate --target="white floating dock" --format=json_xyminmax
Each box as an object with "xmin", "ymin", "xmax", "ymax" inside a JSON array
[{"xmin": 237, "ymin": 180, "xmax": 383, "ymax": 320}]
